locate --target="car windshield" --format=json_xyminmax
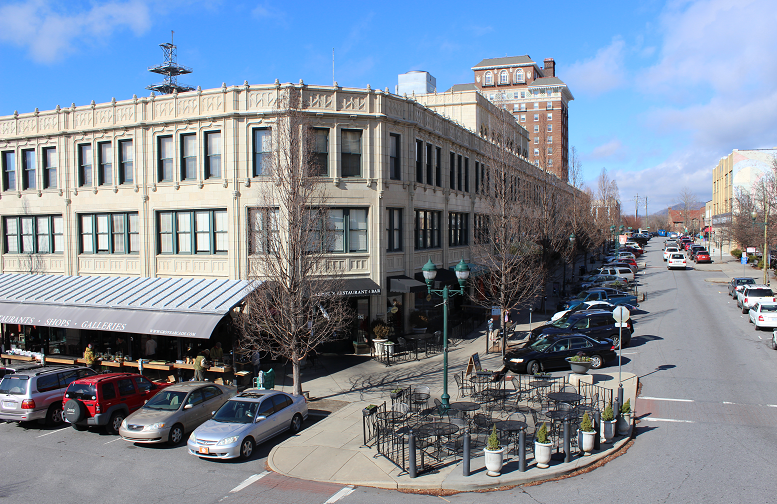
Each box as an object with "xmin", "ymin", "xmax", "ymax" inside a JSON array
[
  {"xmin": 0, "ymin": 375, "xmax": 29, "ymax": 395},
  {"xmin": 740, "ymin": 279, "xmax": 756, "ymax": 285},
  {"xmin": 671, "ymin": 254, "xmax": 684, "ymax": 259},
  {"xmin": 529, "ymin": 337, "xmax": 554, "ymax": 352},
  {"xmin": 748, "ymin": 289, "xmax": 773, "ymax": 297},
  {"xmin": 144, "ymin": 390, "xmax": 187, "ymax": 411},
  {"xmin": 213, "ymin": 400, "xmax": 260, "ymax": 424},
  {"xmin": 65, "ymin": 383, "xmax": 96, "ymax": 400},
  {"xmin": 760, "ymin": 305, "xmax": 777, "ymax": 312},
  {"xmin": 550, "ymin": 317, "xmax": 573, "ymax": 329}
]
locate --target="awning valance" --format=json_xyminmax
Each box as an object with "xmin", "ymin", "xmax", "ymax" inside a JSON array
[
  {"xmin": 388, "ymin": 275, "xmax": 426, "ymax": 294},
  {"xmin": 0, "ymin": 274, "xmax": 255, "ymax": 340}
]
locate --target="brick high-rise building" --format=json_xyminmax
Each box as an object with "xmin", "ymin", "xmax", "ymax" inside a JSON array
[{"xmin": 451, "ymin": 56, "xmax": 573, "ymax": 180}]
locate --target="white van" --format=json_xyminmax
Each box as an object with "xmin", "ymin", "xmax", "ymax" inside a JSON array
[{"xmin": 598, "ymin": 266, "xmax": 635, "ymax": 283}]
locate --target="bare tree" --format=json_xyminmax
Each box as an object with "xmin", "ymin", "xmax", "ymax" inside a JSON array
[
  {"xmin": 677, "ymin": 186, "xmax": 698, "ymax": 234},
  {"xmin": 237, "ymin": 86, "xmax": 352, "ymax": 396}
]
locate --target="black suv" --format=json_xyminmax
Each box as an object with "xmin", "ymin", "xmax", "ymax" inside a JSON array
[{"xmin": 530, "ymin": 309, "xmax": 633, "ymax": 348}]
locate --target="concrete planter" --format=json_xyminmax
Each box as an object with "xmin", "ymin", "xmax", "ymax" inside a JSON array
[
  {"xmin": 484, "ymin": 447, "xmax": 506, "ymax": 476},
  {"xmin": 617, "ymin": 412, "xmax": 632, "ymax": 435},
  {"xmin": 565, "ymin": 357, "xmax": 592, "ymax": 374},
  {"xmin": 578, "ymin": 429, "xmax": 596, "ymax": 455},
  {"xmin": 534, "ymin": 441, "xmax": 553, "ymax": 468},
  {"xmin": 601, "ymin": 419, "xmax": 617, "ymax": 442}
]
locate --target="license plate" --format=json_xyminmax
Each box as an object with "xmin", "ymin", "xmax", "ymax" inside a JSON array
[
  {"xmin": 2, "ymin": 401, "xmax": 16, "ymax": 409},
  {"xmin": 198, "ymin": 446, "xmax": 209, "ymax": 454}
]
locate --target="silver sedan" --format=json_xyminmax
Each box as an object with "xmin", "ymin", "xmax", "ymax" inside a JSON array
[
  {"xmin": 119, "ymin": 382, "xmax": 235, "ymax": 445},
  {"xmin": 187, "ymin": 389, "xmax": 308, "ymax": 460}
]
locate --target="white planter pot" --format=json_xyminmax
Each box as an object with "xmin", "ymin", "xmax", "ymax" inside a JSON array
[
  {"xmin": 534, "ymin": 441, "xmax": 553, "ymax": 469},
  {"xmin": 484, "ymin": 447, "xmax": 506, "ymax": 476},
  {"xmin": 617, "ymin": 412, "xmax": 632, "ymax": 435},
  {"xmin": 578, "ymin": 429, "xmax": 596, "ymax": 455},
  {"xmin": 601, "ymin": 419, "xmax": 616, "ymax": 442}
]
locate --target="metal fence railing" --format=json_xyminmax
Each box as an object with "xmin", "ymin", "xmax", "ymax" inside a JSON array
[{"xmin": 362, "ymin": 401, "xmax": 386, "ymax": 447}]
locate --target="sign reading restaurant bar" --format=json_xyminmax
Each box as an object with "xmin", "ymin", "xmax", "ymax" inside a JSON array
[{"xmin": 0, "ymin": 302, "xmax": 225, "ymax": 340}]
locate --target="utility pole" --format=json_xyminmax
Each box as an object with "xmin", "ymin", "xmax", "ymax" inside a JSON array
[
  {"xmin": 645, "ymin": 197, "xmax": 648, "ymax": 230},
  {"xmin": 634, "ymin": 194, "xmax": 639, "ymax": 226}
]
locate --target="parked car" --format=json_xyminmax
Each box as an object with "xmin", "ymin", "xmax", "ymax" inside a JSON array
[
  {"xmin": 604, "ymin": 260, "xmax": 638, "ymax": 273},
  {"xmin": 0, "ymin": 361, "xmax": 46, "ymax": 380},
  {"xmin": 663, "ymin": 247, "xmax": 679, "ymax": 261},
  {"xmin": 597, "ymin": 265, "xmax": 635, "ymax": 282},
  {"xmin": 187, "ymin": 389, "xmax": 308, "ymax": 460},
  {"xmin": 0, "ymin": 365, "xmax": 97, "ymax": 425},
  {"xmin": 737, "ymin": 285, "xmax": 776, "ymax": 314},
  {"xmin": 564, "ymin": 288, "xmax": 638, "ymax": 311},
  {"xmin": 693, "ymin": 250, "xmax": 711, "ymax": 263},
  {"xmin": 728, "ymin": 277, "xmax": 756, "ymax": 298},
  {"xmin": 667, "ymin": 253, "xmax": 686, "ymax": 270},
  {"xmin": 579, "ymin": 274, "xmax": 629, "ymax": 290},
  {"xmin": 119, "ymin": 382, "xmax": 236, "ymax": 445},
  {"xmin": 749, "ymin": 303, "xmax": 777, "ymax": 330},
  {"xmin": 530, "ymin": 310, "xmax": 633, "ymax": 348},
  {"xmin": 689, "ymin": 245, "xmax": 705, "ymax": 260},
  {"xmin": 551, "ymin": 300, "xmax": 636, "ymax": 323},
  {"xmin": 63, "ymin": 372, "xmax": 173, "ymax": 433},
  {"xmin": 504, "ymin": 333, "xmax": 617, "ymax": 374}
]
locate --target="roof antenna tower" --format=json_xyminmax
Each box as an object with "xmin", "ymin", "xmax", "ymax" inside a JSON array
[{"xmin": 147, "ymin": 30, "xmax": 194, "ymax": 94}]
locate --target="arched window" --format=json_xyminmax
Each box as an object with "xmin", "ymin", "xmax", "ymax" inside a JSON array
[
  {"xmin": 499, "ymin": 70, "xmax": 508, "ymax": 84},
  {"xmin": 484, "ymin": 71, "xmax": 493, "ymax": 86},
  {"xmin": 515, "ymin": 69, "xmax": 524, "ymax": 83}
]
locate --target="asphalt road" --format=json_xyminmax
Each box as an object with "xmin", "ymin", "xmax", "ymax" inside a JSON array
[{"xmin": 3, "ymin": 242, "xmax": 776, "ymax": 504}]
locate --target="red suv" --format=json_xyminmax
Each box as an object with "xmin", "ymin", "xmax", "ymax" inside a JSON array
[{"xmin": 62, "ymin": 373, "xmax": 172, "ymax": 434}]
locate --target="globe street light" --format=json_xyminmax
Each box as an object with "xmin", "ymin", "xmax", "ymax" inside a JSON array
[{"xmin": 422, "ymin": 258, "xmax": 470, "ymax": 411}]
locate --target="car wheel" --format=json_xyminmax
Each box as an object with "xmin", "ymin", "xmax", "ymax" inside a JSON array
[
  {"xmin": 742, "ymin": 305, "xmax": 748, "ymax": 314},
  {"xmin": 527, "ymin": 361, "xmax": 541, "ymax": 375},
  {"xmin": 611, "ymin": 334, "xmax": 621, "ymax": 348},
  {"xmin": 772, "ymin": 335, "xmax": 777, "ymax": 350},
  {"xmin": 168, "ymin": 424, "xmax": 184, "ymax": 445},
  {"xmin": 755, "ymin": 323, "xmax": 760, "ymax": 331},
  {"xmin": 106, "ymin": 412, "xmax": 124, "ymax": 435},
  {"xmin": 590, "ymin": 355, "xmax": 603, "ymax": 369},
  {"xmin": 46, "ymin": 403, "xmax": 64, "ymax": 426},
  {"xmin": 239, "ymin": 437, "xmax": 255, "ymax": 460},
  {"xmin": 290, "ymin": 414, "xmax": 303, "ymax": 434}
]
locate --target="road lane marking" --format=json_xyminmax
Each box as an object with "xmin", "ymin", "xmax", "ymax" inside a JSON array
[
  {"xmin": 722, "ymin": 401, "xmax": 735, "ymax": 404},
  {"xmin": 642, "ymin": 418, "xmax": 694, "ymax": 423},
  {"xmin": 325, "ymin": 486, "xmax": 355, "ymax": 504},
  {"xmin": 639, "ymin": 397, "xmax": 694, "ymax": 402},
  {"xmin": 103, "ymin": 437, "xmax": 123, "ymax": 445},
  {"xmin": 230, "ymin": 472, "xmax": 269, "ymax": 493},
  {"xmin": 37, "ymin": 428, "xmax": 68, "ymax": 438}
]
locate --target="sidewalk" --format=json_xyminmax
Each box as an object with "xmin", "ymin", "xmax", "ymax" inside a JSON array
[{"xmin": 267, "ymin": 320, "xmax": 638, "ymax": 490}]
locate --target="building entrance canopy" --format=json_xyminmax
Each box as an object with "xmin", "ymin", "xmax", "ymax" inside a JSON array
[{"xmin": 0, "ymin": 274, "xmax": 255, "ymax": 340}]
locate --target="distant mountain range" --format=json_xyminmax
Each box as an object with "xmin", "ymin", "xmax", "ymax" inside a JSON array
[{"xmin": 651, "ymin": 202, "xmax": 706, "ymax": 217}]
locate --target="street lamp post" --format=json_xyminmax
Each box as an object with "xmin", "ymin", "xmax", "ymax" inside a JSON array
[{"xmin": 422, "ymin": 258, "xmax": 471, "ymax": 411}]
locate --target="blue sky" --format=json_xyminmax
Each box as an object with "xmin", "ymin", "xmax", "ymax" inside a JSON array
[{"xmin": 1, "ymin": 0, "xmax": 775, "ymax": 213}]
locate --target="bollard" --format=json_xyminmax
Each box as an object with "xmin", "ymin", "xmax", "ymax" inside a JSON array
[
  {"xmin": 616, "ymin": 385, "xmax": 624, "ymax": 419},
  {"xmin": 593, "ymin": 410, "xmax": 601, "ymax": 450},
  {"xmin": 462, "ymin": 428, "xmax": 471, "ymax": 476},
  {"xmin": 518, "ymin": 429, "xmax": 526, "ymax": 472},
  {"xmin": 563, "ymin": 420, "xmax": 571, "ymax": 463},
  {"xmin": 407, "ymin": 430, "xmax": 417, "ymax": 478}
]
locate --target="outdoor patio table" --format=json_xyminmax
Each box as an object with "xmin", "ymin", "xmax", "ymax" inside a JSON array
[
  {"xmin": 547, "ymin": 391, "xmax": 584, "ymax": 404},
  {"xmin": 410, "ymin": 392, "xmax": 430, "ymax": 414},
  {"xmin": 449, "ymin": 401, "xmax": 480, "ymax": 427},
  {"xmin": 417, "ymin": 422, "xmax": 459, "ymax": 460},
  {"xmin": 376, "ymin": 410, "xmax": 405, "ymax": 433},
  {"xmin": 404, "ymin": 333, "xmax": 433, "ymax": 359},
  {"xmin": 494, "ymin": 419, "xmax": 528, "ymax": 458},
  {"xmin": 469, "ymin": 373, "xmax": 493, "ymax": 401},
  {"xmin": 529, "ymin": 379, "xmax": 552, "ymax": 402}
]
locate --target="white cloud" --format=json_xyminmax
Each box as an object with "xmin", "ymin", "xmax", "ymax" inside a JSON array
[
  {"xmin": 0, "ymin": 0, "xmax": 151, "ymax": 63},
  {"xmin": 588, "ymin": 139, "xmax": 625, "ymax": 161},
  {"xmin": 251, "ymin": 2, "xmax": 287, "ymax": 25},
  {"xmin": 564, "ymin": 37, "xmax": 626, "ymax": 97}
]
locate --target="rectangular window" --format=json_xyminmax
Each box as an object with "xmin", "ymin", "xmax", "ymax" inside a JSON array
[
  {"xmin": 415, "ymin": 210, "xmax": 442, "ymax": 250},
  {"xmin": 547, "ymin": 113, "xmax": 553, "ymax": 120},
  {"xmin": 520, "ymin": 115, "xmax": 526, "ymax": 122},
  {"xmin": 464, "ymin": 158, "xmax": 469, "ymax": 192},
  {"xmin": 158, "ymin": 136, "xmax": 173, "ymax": 182},
  {"xmin": 96, "ymin": 215, "xmax": 109, "ymax": 252},
  {"xmin": 313, "ymin": 128, "xmax": 329, "ymax": 176},
  {"xmin": 156, "ymin": 209, "xmax": 228, "ymax": 255},
  {"xmin": 520, "ymin": 103, "xmax": 526, "ymax": 111},
  {"xmin": 249, "ymin": 208, "xmax": 279, "ymax": 254},
  {"xmin": 534, "ymin": 102, "xmax": 539, "ymax": 110},
  {"xmin": 79, "ymin": 144, "xmax": 93, "ymax": 187},
  {"xmin": 98, "ymin": 142, "xmax": 112, "ymax": 186},
  {"xmin": 425, "ymin": 144, "xmax": 433, "ymax": 185},
  {"xmin": 348, "ymin": 209, "xmax": 367, "ymax": 252},
  {"xmin": 253, "ymin": 128, "xmax": 272, "ymax": 176},
  {"xmin": 547, "ymin": 136, "xmax": 553, "ymax": 144},
  {"xmin": 474, "ymin": 214, "xmax": 489, "ymax": 244},
  {"xmin": 534, "ymin": 114, "xmax": 539, "ymax": 122},
  {"xmin": 4, "ymin": 215, "xmax": 63, "ymax": 254},
  {"xmin": 457, "ymin": 155, "xmax": 463, "ymax": 191},
  {"xmin": 546, "ymin": 102, "xmax": 553, "ymax": 110},
  {"xmin": 449, "ymin": 212, "xmax": 469, "ymax": 247},
  {"xmin": 534, "ymin": 148, "xmax": 539, "ymax": 157},
  {"xmin": 534, "ymin": 125, "xmax": 539, "ymax": 133},
  {"xmin": 415, "ymin": 140, "xmax": 423, "ymax": 183},
  {"xmin": 205, "ymin": 132, "xmax": 221, "ymax": 179},
  {"xmin": 323, "ymin": 208, "xmax": 368, "ymax": 253},
  {"xmin": 341, "ymin": 129, "xmax": 362, "ymax": 177},
  {"xmin": 449, "ymin": 152, "xmax": 455, "ymax": 190},
  {"xmin": 118, "ymin": 140, "xmax": 133, "ymax": 184},
  {"xmin": 547, "ymin": 124, "xmax": 553, "ymax": 132},
  {"xmin": 534, "ymin": 137, "xmax": 539, "ymax": 144},
  {"xmin": 435, "ymin": 147, "xmax": 442, "ymax": 187},
  {"xmin": 475, "ymin": 161, "xmax": 480, "ymax": 193},
  {"xmin": 2, "ymin": 151, "xmax": 15, "ymax": 192},
  {"xmin": 520, "ymin": 91, "xmax": 526, "ymax": 98},
  {"xmin": 42, "ymin": 147, "xmax": 56, "ymax": 189},
  {"xmin": 80, "ymin": 213, "xmax": 138, "ymax": 254},
  {"xmin": 547, "ymin": 147, "xmax": 553, "ymax": 154},
  {"xmin": 389, "ymin": 133, "xmax": 400, "ymax": 180},
  {"xmin": 387, "ymin": 208, "xmax": 402, "ymax": 252},
  {"xmin": 181, "ymin": 134, "xmax": 196, "ymax": 181},
  {"xmin": 22, "ymin": 149, "xmax": 35, "ymax": 190}
]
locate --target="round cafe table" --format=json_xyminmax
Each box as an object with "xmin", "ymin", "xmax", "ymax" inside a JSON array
[
  {"xmin": 547, "ymin": 391, "xmax": 584, "ymax": 405},
  {"xmin": 449, "ymin": 401, "xmax": 480, "ymax": 427},
  {"xmin": 404, "ymin": 333, "xmax": 434, "ymax": 359}
]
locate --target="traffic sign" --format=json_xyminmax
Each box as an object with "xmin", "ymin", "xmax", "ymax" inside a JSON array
[
  {"xmin": 612, "ymin": 306, "xmax": 630, "ymax": 323},
  {"xmin": 741, "ymin": 256, "xmax": 748, "ymax": 265}
]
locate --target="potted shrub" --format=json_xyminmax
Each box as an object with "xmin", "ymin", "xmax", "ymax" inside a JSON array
[
  {"xmin": 601, "ymin": 402, "xmax": 616, "ymax": 441},
  {"xmin": 362, "ymin": 404, "xmax": 378, "ymax": 417},
  {"xmin": 372, "ymin": 323, "xmax": 390, "ymax": 340},
  {"xmin": 578, "ymin": 412, "xmax": 596, "ymax": 455},
  {"xmin": 409, "ymin": 310, "xmax": 428, "ymax": 334},
  {"xmin": 566, "ymin": 352, "xmax": 593, "ymax": 374},
  {"xmin": 484, "ymin": 425, "xmax": 506, "ymax": 476},
  {"xmin": 534, "ymin": 422, "xmax": 553, "ymax": 468},
  {"xmin": 390, "ymin": 388, "xmax": 403, "ymax": 400},
  {"xmin": 617, "ymin": 399, "xmax": 632, "ymax": 435}
]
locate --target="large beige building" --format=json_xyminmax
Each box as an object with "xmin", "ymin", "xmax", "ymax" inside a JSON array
[{"xmin": 0, "ymin": 81, "xmax": 573, "ymax": 358}]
